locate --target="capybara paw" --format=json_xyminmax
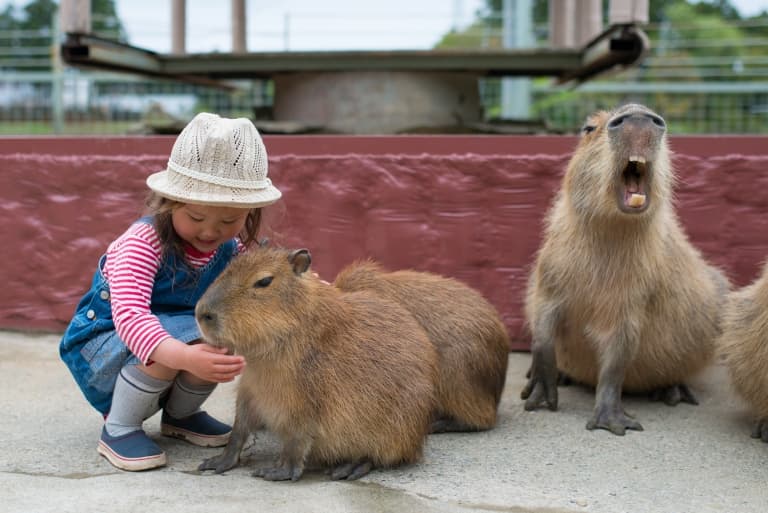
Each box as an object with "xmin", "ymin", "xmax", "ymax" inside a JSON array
[
  {"xmin": 330, "ymin": 460, "xmax": 373, "ymax": 480},
  {"xmin": 648, "ymin": 384, "xmax": 698, "ymax": 406},
  {"xmin": 252, "ymin": 464, "xmax": 302, "ymax": 481},
  {"xmin": 586, "ymin": 408, "xmax": 643, "ymax": 436},
  {"xmin": 521, "ymin": 378, "xmax": 558, "ymax": 411},
  {"xmin": 750, "ymin": 418, "xmax": 768, "ymax": 442},
  {"xmin": 198, "ymin": 454, "xmax": 239, "ymax": 474}
]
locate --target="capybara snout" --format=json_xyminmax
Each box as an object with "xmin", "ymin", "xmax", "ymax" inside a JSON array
[{"xmin": 196, "ymin": 249, "xmax": 312, "ymax": 355}]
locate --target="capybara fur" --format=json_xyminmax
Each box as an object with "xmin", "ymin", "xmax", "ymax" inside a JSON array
[
  {"xmin": 719, "ymin": 261, "xmax": 768, "ymax": 441},
  {"xmin": 522, "ymin": 103, "xmax": 730, "ymax": 435},
  {"xmin": 334, "ymin": 260, "xmax": 509, "ymax": 433},
  {"xmin": 196, "ymin": 247, "xmax": 438, "ymax": 481}
]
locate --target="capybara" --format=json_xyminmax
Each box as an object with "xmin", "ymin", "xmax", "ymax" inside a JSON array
[
  {"xmin": 334, "ymin": 260, "xmax": 509, "ymax": 432},
  {"xmin": 522, "ymin": 103, "xmax": 730, "ymax": 435},
  {"xmin": 719, "ymin": 261, "xmax": 768, "ymax": 442},
  {"xmin": 196, "ymin": 247, "xmax": 438, "ymax": 481}
]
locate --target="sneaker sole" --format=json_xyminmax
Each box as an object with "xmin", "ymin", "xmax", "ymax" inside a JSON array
[
  {"xmin": 97, "ymin": 441, "xmax": 167, "ymax": 472},
  {"xmin": 161, "ymin": 424, "xmax": 230, "ymax": 448}
]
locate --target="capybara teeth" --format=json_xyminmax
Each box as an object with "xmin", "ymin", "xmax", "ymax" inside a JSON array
[
  {"xmin": 629, "ymin": 155, "xmax": 647, "ymax": 164},
  {"xmin": 628, "ymin": 193, "xmax": 646, "ymax": 207}
]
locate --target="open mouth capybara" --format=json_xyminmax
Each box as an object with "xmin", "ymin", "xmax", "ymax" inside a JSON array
[{"xmin": 522, "ymin": 103, "xmax": 730, "ymax": 436}]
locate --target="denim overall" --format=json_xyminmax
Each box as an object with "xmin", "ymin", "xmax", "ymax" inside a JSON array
[{"xmin": 59, "ymin": 217, "xmax": 238, "ymax": 414}]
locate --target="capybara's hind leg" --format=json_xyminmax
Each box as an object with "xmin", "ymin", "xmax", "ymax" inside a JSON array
[
  {"xmin": 430, "ymin": 416, "xmax": 485, "ymax": 433},
  {"xmin": 330, "ymin": 459, "xmax": 373, "ymax": 480},
  {"xmin": 648, "ymin": 384, "xmax": 698, "ymax": 406},
  {"xmin": 751, "ymin": 418, "xmax": 768, "ymax": 442}
]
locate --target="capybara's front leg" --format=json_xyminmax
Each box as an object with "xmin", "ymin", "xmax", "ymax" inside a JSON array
[
  {"xmin": 751, "ymin": 418, "xmax": 768, "ymax": 442},
  {"xmin": 648, "ymin": 384, "xmax": 698, "ymax": 406},
  {"xmin": 252, "ymin": 435, "xmax": 311, "ymax": 481},
  {"xmin": 586, "ymin": 328, "xmax": 643, "ymax": 436},
  {"xmin": 521, "ymin": 302, "xmax": 561, "ymax": 411},
  {"xmin": 198, "ymin": 396, "xmax": 253, "ymax": 473}
]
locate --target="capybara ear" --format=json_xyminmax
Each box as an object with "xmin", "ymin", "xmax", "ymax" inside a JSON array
[
  {"xmin": 289, "ymin": 249, "xmax": 312, "ymax": 275},
  {"xmin": 258, "ymin": 237, "xmax": 270, "ymax": 248}
]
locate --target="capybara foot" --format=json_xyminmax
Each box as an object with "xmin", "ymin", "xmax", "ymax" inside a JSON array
[
  {"xmin": 198, "ymin": 453, "xmax": 239, "ymax": 474},
  {"xmin": 252, "ymin": 462, "xmax": 303, "ymax": 481},
  {"xmin": 586, "ymin": 407, "xmax": 643, "ymax": 436},
  {"xmin": 751, "ymin": 418, "xmax": 768, "ymax": 442},
  {"xmin": 524, "ymin": 366, "xmax": 573, "ymax": 387},
  {"xmin": 521, "ymin": 374, "xmax": 558, "ymax": 411},
  {"xmin": 430, "ymin": 417, "xmax": 486, "ymax": 433},
  {"xmin": 330, "ymin": 460, "xmax": 373, "ymax": 480},
  {"xmin": 648, "ymin": 384, "xmax": 698, "ymax": 406}
]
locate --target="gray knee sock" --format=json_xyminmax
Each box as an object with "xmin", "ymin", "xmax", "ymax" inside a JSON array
[
  {"xmin": 105, "ymin": 365, "xmax": 173, "ymax": 437},
  {"xmin": 163, "ymin": 374, "xmax": 216, "ymax": 420}
]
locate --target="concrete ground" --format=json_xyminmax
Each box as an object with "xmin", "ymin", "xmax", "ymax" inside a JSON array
[{"xmin": 1, "ymin": 330, "xmax": 766, "ymax": 513}]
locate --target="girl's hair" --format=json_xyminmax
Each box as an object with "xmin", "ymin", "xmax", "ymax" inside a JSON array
[{"xmin": 145, "ymin": 191, "xmax": 263, "ymax": 262}]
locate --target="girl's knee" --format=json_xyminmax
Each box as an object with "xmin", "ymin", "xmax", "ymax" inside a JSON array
[{"xmin": 139, "ymin": 362, "xmax": 178, "ymax": 381}]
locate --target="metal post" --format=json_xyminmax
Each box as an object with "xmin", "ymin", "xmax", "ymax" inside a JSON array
[
  {"xmin": 576, "ymin": 0, "xmax": 602, "ymax": 46},
  {"xmin": 52, "ymin": 8, "xmax": 65, "ymax": 134},
  {"xmin": 609, "ymin": 0, "xmax": 649, "ymax": 24},
  {"xmin": 549, "ymin": 0, "xmax": 575, "ymax": 48},
  {"xmin": 501, "ymin": 0, "xmax": 533, "ymax": 119},
  {"xmin": 232, "ymin": 0, "xmax": 246, "ymax": 53},
  {"xmin": 172, "ymin": 0, "xmax": 186, "ymax": 55},
  {"xmin": 59, "ymin": 0, "xmax": 91, "ymax": 33}
]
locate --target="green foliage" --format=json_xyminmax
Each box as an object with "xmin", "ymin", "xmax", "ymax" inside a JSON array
[{"xmin": 0, "ymin": 0, "xmax": 127, "ymax": 71}]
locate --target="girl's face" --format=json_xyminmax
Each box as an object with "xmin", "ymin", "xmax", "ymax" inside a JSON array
[{"xmin": 172, "ymin": 204, "xmax": 250, "ymax": 253}]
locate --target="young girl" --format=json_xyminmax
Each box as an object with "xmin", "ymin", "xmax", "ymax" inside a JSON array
[{"xmin": 60, "ymin": 112, "xmax": 282, "ymax": 471}]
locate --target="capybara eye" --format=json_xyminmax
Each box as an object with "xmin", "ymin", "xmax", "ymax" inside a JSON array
[{"xmin": 254, "ymin": 276, "xmax": 273, "ymax": 288}]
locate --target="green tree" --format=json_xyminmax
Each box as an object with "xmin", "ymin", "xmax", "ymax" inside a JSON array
[{"xmin": 0, "ymin": 0, "xmax": 127, "ymax": 71}]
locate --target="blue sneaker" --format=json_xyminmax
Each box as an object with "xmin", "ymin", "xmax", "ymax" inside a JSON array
[
  {"xmin": 97, "ymin": 427, "xmax": 166, "ymax": 471},
  {"xmin": 161, "ymin": 411, "xmax": 231, "ymax": 447}
]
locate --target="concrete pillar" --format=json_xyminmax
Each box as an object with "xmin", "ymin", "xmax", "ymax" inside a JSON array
[
  {"xmin": 609, "ymin": 0, "xmax": 649, "ymax": 24},
  {"xmin": 172, "ymin": 0, "xmax": 186, "ymax": 55},
  {"xmin": 549, "ymin": 0, "xmax": 576, "ymax": 48},
  {"xmin": 575, "ymin": 0, "xmax": 603, "ymax": 46},
  {"xmin": 60, "ymin": 0, "xmax": 91, "ymax": 33},
  {"xmin": 232, "ymin": 0, "xmax": 246, "ymax": 53},
  {"xmin": 501, "ymin": 0, "xmax": 533, "ymax": 119}
]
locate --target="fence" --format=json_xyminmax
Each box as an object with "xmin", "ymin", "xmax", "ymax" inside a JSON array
[{"xmin": 1, "ymin": 10, "xmax": 767, "ymax": 135}]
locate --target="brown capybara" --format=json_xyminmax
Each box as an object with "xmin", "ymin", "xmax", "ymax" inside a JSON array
[
  {"xmin": 334, "ymin": 260, "xmax": 510, "ymax": 433},
  {"xmin": 719, "ymin": 261, "xmax": 768, "ymax": 442},
  {"xmin": 195, "ymin": 247, "xmax": 438, "ymax": 481},
  {"xmin": 522, "ymin": 103, "xmax": 730, "ymax": 435}
]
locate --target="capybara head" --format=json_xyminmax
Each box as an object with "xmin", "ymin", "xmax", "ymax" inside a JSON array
[
  {"xmin": 195, "ymin": 247, "xmax": 313, "ymax": 357},
  {"xmin": 565, "ymin": 103, "xmax": 672, "ymax": 220}
]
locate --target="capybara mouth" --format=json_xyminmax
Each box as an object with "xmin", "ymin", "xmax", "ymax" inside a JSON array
[{"xmin": 618, "ymin": 156, "xmax": 650, "ymax": 214}]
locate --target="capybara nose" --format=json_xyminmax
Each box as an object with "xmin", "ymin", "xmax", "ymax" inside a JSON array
[
  {"xmin": 196, "ymin": 308, "xmax": 217, "ymax": 327},
  {"xmin": 607, "ymin": 112, "xmax": 666, "ymax": 133}
]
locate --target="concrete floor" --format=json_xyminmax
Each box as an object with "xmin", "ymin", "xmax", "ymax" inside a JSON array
[{"xmin": 1, "ymin": 330, "xmax": 766, "ymax": 513}]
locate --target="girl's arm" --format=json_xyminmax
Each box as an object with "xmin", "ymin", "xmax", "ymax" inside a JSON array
[{"xmin": 148, "ymin": 337, "xmax": 244, "ymax": 383}]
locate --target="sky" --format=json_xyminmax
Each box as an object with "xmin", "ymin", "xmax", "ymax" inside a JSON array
[{"xmin": 1, "ymin": 0, "xmax": 767, "ymax": 52}]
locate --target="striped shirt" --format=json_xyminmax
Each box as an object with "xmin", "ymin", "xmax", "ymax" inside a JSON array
[{"xmin": 102, "ymin": 222, "xmax": 243, "ymax": 364}]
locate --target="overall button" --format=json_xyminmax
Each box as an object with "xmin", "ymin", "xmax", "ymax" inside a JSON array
[
  {"xmin": 86, "ymin": 309, "xmax": 96, "ymax": 320},
  {"xmin": 100, "ymin": 290, "xmax": 110, "ymax": 301}
]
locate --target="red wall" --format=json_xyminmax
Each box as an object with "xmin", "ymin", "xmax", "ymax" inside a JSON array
[{"xmin": 1, "ymin": 135, "xmax": 766, "ymax": 350}]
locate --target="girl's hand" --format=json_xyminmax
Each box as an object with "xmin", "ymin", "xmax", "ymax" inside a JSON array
[{"xmin": 183, "ymin": 343, "xmax": 245, "ymax": 383}]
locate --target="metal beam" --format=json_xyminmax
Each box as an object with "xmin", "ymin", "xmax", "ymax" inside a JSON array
[{"xmin": 60, "ymin": 24, "xmax": 648, "ymax": 85}]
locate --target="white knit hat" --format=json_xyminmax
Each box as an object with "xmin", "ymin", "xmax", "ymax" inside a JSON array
[{"xmin": 146, "ymin": 112, "xmax": 282, "ymax": 208}]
